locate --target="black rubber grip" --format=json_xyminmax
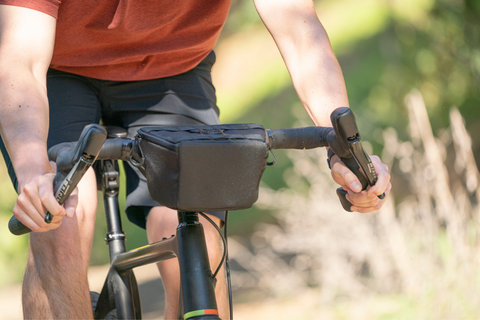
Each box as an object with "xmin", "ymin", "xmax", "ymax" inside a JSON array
[
  {"xmin": 48, "ymin": 142, "xmax": 75, "ymax": 162},
  {"xmin": 48, "ymin": 142, "xmax": 76, "ymax": 174},
  {"xmin": 268, "ymin": 127, "xmax": 333, "ymax": 150},
  {"xmin": 336, "ymin": 188, "xmax": 352, "ymax": 212},
  {"xmin": 8, "ymin": 216, "xmax": 32, "ymax": 235}
]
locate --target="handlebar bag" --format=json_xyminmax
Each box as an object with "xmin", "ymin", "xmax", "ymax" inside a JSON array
[{"xmin": 136, "ymin": 124, "xmax": 268, "ymax": 212}]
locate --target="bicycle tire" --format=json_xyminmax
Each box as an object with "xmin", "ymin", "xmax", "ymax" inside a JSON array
[{"xmin": 90, "ymin": 291, "xmax": 118, "ymax": 320}]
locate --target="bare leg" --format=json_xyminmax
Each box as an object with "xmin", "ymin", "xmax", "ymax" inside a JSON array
[
  {"xmin": 22, "ymin": 168, "xmax": 97, "ymax": 319},
  {"xmin": 146, "ymin": 207, "xmax": 229, "ymax": 320}
]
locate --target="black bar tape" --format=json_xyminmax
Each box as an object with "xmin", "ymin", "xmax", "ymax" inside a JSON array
[
  {"xmin": 48, "ymin": 142, "xmax": 75, "ymax": 162},
  {"xmin": 96, "ymin": 138, "xmax": 132, "ymax": 161},
  {"xmin": 268, "ymin": 127, "xmax": 333, "ymax": 150},
  {"xmin": 48, "ymin": 142, "xmax": 77, "ymax": 174}
]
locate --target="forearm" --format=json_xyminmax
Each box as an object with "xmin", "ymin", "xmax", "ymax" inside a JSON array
[
  {"xmin": 256, "ymin": 0, "xmax": 392, "ymax": 212},
  {"xmin": 0, "ymin": 65, "xmax": 51, "ymax": 188},
  {"xmin": 283, "ymin": 35, "xmax": 348, "ymax": 127},
  {"xmin": 255, "ymin": 0, "xmax": 349, "ymax": 127}
]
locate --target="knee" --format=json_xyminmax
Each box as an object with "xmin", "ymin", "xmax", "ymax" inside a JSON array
[
  {"xmin": 146, "ymin": 206, "xmax": 178, "ymax": 242},
  {"xmin": 75, "ymin": 168, "xmax": 98, "ymax": 222},
  {"xmin": 28, "ymin": 229, "xmax": 86, "ymax": 270}
]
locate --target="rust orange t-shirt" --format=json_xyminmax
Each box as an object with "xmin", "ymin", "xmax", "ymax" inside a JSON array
[{"xmin": 0, "ymin": 0, "xmax": 231, "ymax": 81}]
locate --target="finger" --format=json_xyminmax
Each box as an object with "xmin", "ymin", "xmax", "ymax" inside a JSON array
[
  {"xmin": 32, "ymin": 220, "xmax": 62, "ymax": 232},
  {"xmin": 330, "ymin": 156, "xmax": 363, "ymax": 193},
  {"xmin": 350, "ymin": 196, "xmax": 382, "ymax": 213},
  {"xmin": 44, "ymin": 219, "xmax": 62, "ymax": 231},
  {"xmin": 38, "ymin": 174, "xmax": 66, "ymax": 218},
  {"xmin": 367, "ymin": 156, "xmax": 391, "ymax": 197},
  {"xmin": 13, "ymin": 202, "xmax": 43, "ymax": 232},
  {"xmin": 352, "ymin": 197, "xmax": 385, "ymax": 213},
  {"xmin": 351, "ymin": 183, "xmax": 392, "ymax": 213},
  {"xmin": 15, "ymin": 191, "xmax": 48, "ymax": 228},
  {"xmin": 63, "ymin": 187, "xmax": 78, "ymax": 218},
  {"xmin": 21, "ymin": 173, "xmax": 64, "ymax": 219},
  {"xmin": 14, "ymin": 194, "xmax": 63, "ymax": 232},
  {"xmin": 346, "ymin": 190, "xmax": 380, "ymax": 207}
]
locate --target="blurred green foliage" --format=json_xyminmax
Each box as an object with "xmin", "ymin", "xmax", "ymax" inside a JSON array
[
  {"xmin": 342, "ymin": 0, "xmax": 480, "ymax": 149},
  {"xmin": 0, "ymin": 164, "xmax": 28, "ymax": 286},
  {"xmin": 0, "ymin": 0, "xmax": 479, "ymax": 287},
  {"xmin": 221, "ymin": 0, "xmax": 480, "ymax": 154}
]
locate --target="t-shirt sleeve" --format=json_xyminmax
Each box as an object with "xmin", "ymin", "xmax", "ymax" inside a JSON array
[{"xmin": 0, "ymin": 0, "xmax": 61, "ymax": 18}]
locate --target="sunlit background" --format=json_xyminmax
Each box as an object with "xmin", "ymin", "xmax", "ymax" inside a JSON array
[{"xmin": 1, "ymin": 0, "xmax": 480, "ymax": 318}]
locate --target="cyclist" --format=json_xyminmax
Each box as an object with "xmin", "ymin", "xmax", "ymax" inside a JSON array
[{"xmin": 0, "ymin": 1, "xmax": 391, "ymax": 319}]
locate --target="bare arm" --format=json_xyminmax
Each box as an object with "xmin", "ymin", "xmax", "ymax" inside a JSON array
[
  {"xmin": 254, "ymin": 0, "xmax": 391, "ymax": 211},
  {"xmin": 0, "ymin": 5, "xmax": 68, "ymax": 230},
  {"xmin": 254, "ymin": 0, "xmax": 348, "ymax": 127}
]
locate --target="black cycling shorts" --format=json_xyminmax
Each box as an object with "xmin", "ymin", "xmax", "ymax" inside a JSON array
[{"xmin": 0, "ymin": 51, "xmax": 225, "ymax": 229}]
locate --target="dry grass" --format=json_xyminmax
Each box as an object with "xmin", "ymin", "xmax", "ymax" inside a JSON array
[{"xmin": 229, "ymin": 90, "xmax": 480, "ymax": 319}]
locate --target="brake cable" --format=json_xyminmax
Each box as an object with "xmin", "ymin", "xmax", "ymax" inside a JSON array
[{"xmin": 199, "ymin": 211, "xmax": 233, "ymax": 319}]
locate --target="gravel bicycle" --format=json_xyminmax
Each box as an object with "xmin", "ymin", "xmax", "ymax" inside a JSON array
[{"xmin": 9, "ymin": 107, "xmax": 383, "ymax": 319}]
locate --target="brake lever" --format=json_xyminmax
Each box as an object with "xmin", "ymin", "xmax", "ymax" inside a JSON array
[
  {"xmin": 44, "ymin": 124, "xmax": 107, "ymax": 223},
  {"xmin": 328, "ymin": 107, "xmax": 385, "ymax": 212},
  {"xmin": 347, "ymin": 135, "xmax": 384, "ymax": 197}
]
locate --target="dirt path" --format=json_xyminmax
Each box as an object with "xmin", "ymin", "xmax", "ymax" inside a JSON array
[
  {"xmin": 0, "ymin": 263, "xmax": 165, "ymax": 320},
  {"xmin": 0, "ymin": 263, "xmax": 312, "ymax": 320}
]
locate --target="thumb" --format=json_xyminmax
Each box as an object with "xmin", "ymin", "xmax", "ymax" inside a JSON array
[
  {"xmin": 63, "ymin": 187, "xmax": 79, "ymax": 218},
  {"xmin": 330, "ymin": 156, "xmax": 363, "ymax": 193}
]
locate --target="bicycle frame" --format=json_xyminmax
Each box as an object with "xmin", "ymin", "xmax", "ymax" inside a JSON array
[
  {"xmin": 7, "ymin": 109, "xmax": 380, "ymax": 319},
  {"xmin": 95, "ymin": 159, "xmax": 220, "ymax": 320}
]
